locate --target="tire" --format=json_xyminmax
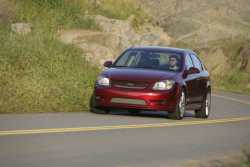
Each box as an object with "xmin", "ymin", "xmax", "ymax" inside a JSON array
[
  {"xmin": 195, "ymin": 91, "xmax": 211, "ymax": 119},
  {"xmin": 168, "ymin": 90, "xmax": 186, "ymax": 120},
  {"xmin": 128, "ymin": 110, "xmax": 140, "ymax": 115},
  {"xmin": 89, "ymin": 95, "xmax": 109, "ymax": 114}
]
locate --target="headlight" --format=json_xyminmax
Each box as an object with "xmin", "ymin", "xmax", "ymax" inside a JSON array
[
  {"xmin": 96, "ymin": 76, "xmax": 110, "ymax": 87},
  {"xmin": 153, "ymin": 80, "xmax": 175, "ymax": 90}
]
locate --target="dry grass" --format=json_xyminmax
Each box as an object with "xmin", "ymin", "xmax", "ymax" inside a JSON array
[
  {"xmin": 182, "ymin": 146, "xmax": 250, "ymax": 167},
  {"xmin": 0, "ymin": 0, "xmax": 16, "ymax": 23}
]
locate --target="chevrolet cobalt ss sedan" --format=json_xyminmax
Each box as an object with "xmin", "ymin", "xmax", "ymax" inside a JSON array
[{"xmin": 90, "ymin": 46, "xmax": 211, "ymax": 120}]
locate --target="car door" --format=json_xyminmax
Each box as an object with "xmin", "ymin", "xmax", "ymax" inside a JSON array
[
  {"xmin": 184, "ymin": 53, "xmax": 197, "ymax": 104},
  {"xmin": 190, "ymin": 53, "xmax": 205, "ymax": 103}
]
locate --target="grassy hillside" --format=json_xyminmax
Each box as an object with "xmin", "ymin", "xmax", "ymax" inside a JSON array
[
  {"xmin": 0, "ymin": 0, "xmax": 145, "ymax": 113},
  {"xmin": 0, "ymin": 0, "xmax": 249, "ymax": 113}
]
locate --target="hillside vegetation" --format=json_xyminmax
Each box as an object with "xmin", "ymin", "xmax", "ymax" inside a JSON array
[
  {"xmin": 1, "ymin": 0, "xmax": 250, "ymax": 113},
  {"xmin": 0, "ymin": 0, "xmax": 146, "ymax": 113},
  {"xmin": 140, "ymin": 0, "xmax": 250, "ymax": 41}
]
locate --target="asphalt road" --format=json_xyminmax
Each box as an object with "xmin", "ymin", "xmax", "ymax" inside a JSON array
[{"xmin": 0, "ymin": 91, "xmax": 250, "ymax": 167}]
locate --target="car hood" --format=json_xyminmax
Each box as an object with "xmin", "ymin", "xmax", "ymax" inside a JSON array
[{"xmin": 102, "ymin": 68, "xmax": 177, "ymax": 83}]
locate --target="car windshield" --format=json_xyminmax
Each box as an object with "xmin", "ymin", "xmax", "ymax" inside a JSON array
[{"xmin": 113, "ymin": 50, "xmax": 183, "ymax": 72}]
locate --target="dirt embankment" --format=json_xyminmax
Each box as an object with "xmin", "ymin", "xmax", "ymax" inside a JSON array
[{"xmin": 58, "ymin": 15, "xmax": 171, "ymax": 67}]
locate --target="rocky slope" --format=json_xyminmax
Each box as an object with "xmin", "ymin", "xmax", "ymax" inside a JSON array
[
  {"xmin": 58, "ymin": 15, "xmax": 171, "ymax": 67},
  {"xmin": 138, "ymin": 0, "xmax": 250, "ymax": 85},
  {"xmin": 139, "ymin": 0, "xmax": 250, "ymax": 45}
]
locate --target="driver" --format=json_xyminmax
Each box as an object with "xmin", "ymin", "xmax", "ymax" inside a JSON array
[{"xmin": 168, "ymin": 55, "xmax": 179, "ymax": 71}]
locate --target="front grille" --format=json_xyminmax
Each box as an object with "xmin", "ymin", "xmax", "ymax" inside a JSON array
[
  {"xmin": 111, "ymin": 98, "xmax": 146, "ymax": 105},
  {"xmin": 112, "ymin": 80, "xmax": 148, "ymax": 90}
]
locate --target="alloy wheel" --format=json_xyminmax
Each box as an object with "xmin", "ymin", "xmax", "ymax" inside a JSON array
[
  {"xmin": 179, "ymin": 91, "xmax": 186, "ymax": 118},
  {"xmin": 205, "ymin": 92, "xmax": 211, "ymax": 117}
]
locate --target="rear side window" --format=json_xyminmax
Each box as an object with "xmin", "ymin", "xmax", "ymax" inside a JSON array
[
  {"xmin": 190, "ymin": 54, "xmax": 203, "ymax": 71},
  {"xmin": 185, "ymin": 54, "xmax": 194, "ymax": 69}
]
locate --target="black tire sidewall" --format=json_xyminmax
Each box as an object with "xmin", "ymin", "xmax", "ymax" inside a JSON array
[
  {"xmin": 195, "ymin": 91, "xmax": 211, "ymax": 118},
  {"xmin": 168, "ymin": 90, "xmax": 186, "ymax": 120}
]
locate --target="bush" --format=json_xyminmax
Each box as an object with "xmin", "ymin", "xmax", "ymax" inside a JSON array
[
  {"xmin": 14, "ymin": 0, "xmax": 98, "ymax": 31},
  {"xmin": 0, "ymin": 26, "xmax": 99, "ymax": 112},
  {"xmin": 0, "ymin": 0, "xmax": 101, "ymax": 112},
  {"xmin": 0, "ymin": 0, "xmax": 147, "ymax": 113},
  {"xmin": 213, "ymin": 70, "xmax": 250, "ymax": 94}
]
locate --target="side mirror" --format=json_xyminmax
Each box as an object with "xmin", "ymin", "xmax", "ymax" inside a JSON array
[
  {"xmin": 183, "ymin": 67, "xmax": 200, "ymax": 78},
  {"xmin": 103, "ymin": 61, "xmax": 113, "ymax": 68},
  {"xmin": 189, "ymin": 67, "xmax": 200, "ymax": 74}
]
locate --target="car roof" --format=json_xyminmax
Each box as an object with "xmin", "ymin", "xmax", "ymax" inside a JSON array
[{"xmin": 128, "ymin": 46, "xmax": 195, "ymax": 55}]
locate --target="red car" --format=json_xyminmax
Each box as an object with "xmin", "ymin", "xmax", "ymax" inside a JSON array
[{"xmin": 90, "ymin": 46, "xmax": 211, "ymax": 119}]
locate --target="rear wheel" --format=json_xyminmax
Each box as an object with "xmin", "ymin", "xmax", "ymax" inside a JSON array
[
  {"xmin": 195, "ymin": 91, "xmax": 211, "ymax": 118},
  {"xmin": 89, "ymin": 95, "xmax": 109, "ymax": 114},
  {"xmin": 168, "ymin": 91, "xmax": 186, "ymax": 120}
]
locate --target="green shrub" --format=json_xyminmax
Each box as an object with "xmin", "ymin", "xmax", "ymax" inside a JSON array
[
  {"xmin": 214, "ymin": 70, "xmax": 250, "ymax": 94},
  {"xmin": 89, "ymin": 0, "xmax": 148, "ymax": 29},
  {"xmin": 0, "ymin": 0, "xmax": 147, "ymax": 113},
  {"xmin": 0, "ymin": 25, "xmax": 99, "ymax": 112},
  {"xmin": 14, "ymin": 0, "xmax": 98, "ymax": 31},
  {"xmin": 90, "ymin": 0, "xmax": 145, "ymax": 19}
]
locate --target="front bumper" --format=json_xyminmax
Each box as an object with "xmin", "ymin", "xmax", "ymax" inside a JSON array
[{"xmin": 94, "ymin": 86, "xmax": 181, "ymax": 112}]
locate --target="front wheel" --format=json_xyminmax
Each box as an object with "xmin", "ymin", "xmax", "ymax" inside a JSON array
[
  {"xmin": 168, "ymin": 91, "xmax": 186, "ymax": 120},
  {"xmin": 195, "ymin": 91, "xmax": 211, "ymax": 118}
]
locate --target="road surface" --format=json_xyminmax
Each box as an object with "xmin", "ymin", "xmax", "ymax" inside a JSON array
[{"xmin": 0, "ymin": 91, "xmax": 250, "ymax": 167}]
